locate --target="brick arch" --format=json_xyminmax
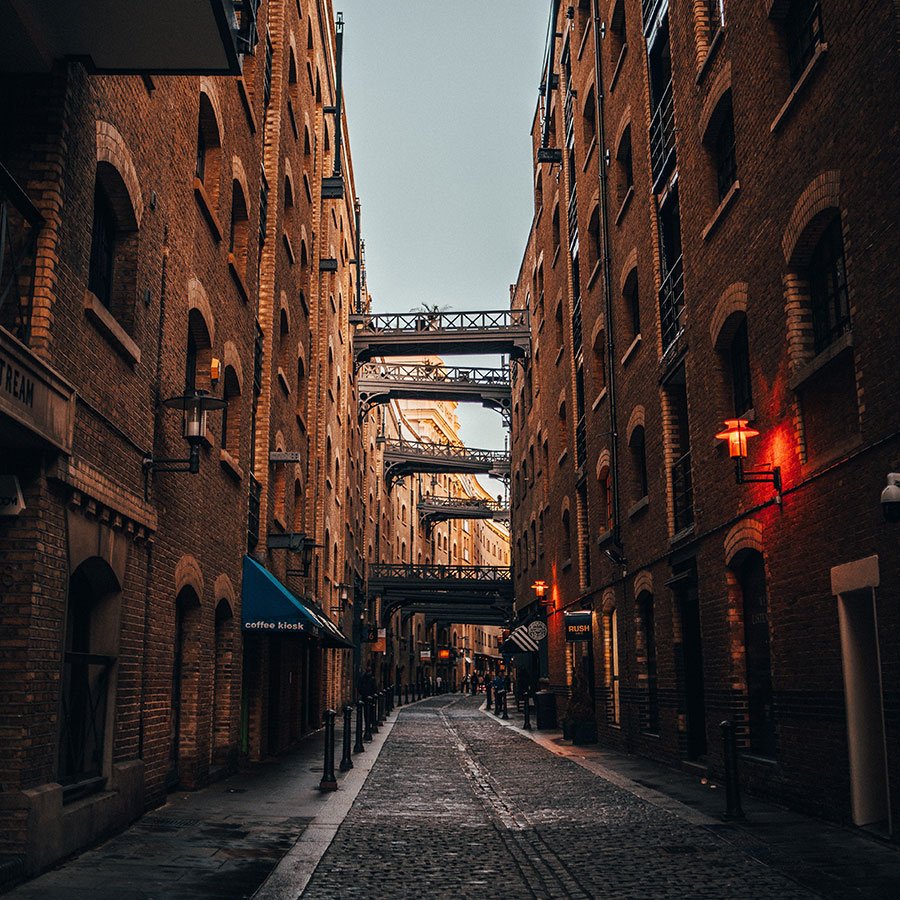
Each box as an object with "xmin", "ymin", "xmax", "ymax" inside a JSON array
[
  {"xmin": 613, "ymin": 105, "xmax": 632, "ymax": 159},
  {"xmin": 278, "ymin": 290, "xmax": 291, "ymax": 332},
  {"xmin": 596, "ymin": 448, "xmax": 612, "ymax": 478},
  {"xmin": 590, "ymin": 311, "xmax": 607, "ymax": 348},
  {"xmin": 698, "ymin": 61, "xmax": 732, "ymax": 143},
  {"xmin": 231, "ymin": 155, "xmax": 251, "ymax": 210},
  {"xmin": 782, "ymin": 171, "xmax": 841, "ymax": 265},
  {"xmin": 626, "ymin": 405, "xmax": 645, "ymax": 443},
  {"xmin": 188, "ymin": 277, "xmax": 216, "ymax": 347},
  {"xmin": 633, "ymin": 568, "xmax": 653, "ymax": 600},
  {"xmin": 601, "ymin": 587, "xmax": 616, "ymax": 613},
  {"xmin": 198, "ymin": 78, "xmax": 225, "ymax": 143},
  {"xmin": 213, "ymin": 573, "xmax": 236, "ymax": 607},
  {"xmin": 221, "ymin": 340, "xmax": 243, "ymax": 390},
  {"xmin": 283, "ymin": 158, "xmax": 296, "ymax": 206},
  {"xmin": 709, "ymin": 282, "xmax": 749, "ymax": 351},
  {"xmin": 174, "ymin": 554, "xmax": 205, "ymax": 601},
  {"xmin": 724, "ymin": 518, "xmax": 764, "ymax": 566},
  {"xmin": 619, "ymin": 247, "xmax": 638, "ymax": 293},
  {"xmin": 557, "ymin": 388, "xmax": 567, "ymax": 417},
  {"xmin": 95, "ymin": 120, "xmax": 143, "ymax": 227},
  {"xmin": 274, "ymin": 429, "xmax": 286, "ymax": 452}
]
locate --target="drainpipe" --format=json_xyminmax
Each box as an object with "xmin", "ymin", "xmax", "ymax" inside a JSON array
[{"xmin": 591, "ymin": 0, "xmax": 622, "ymax": 548}]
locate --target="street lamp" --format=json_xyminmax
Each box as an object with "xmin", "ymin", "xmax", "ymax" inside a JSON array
[
  {"xmin": 143, "ymin": 389, "xmax": 226, "ymax": 478},
  {"xmin": 715, "ymin": 419, "xmax": 782, "ymax": 499},
  {"xmin": 531, "ymin": 579, "xmax": 552, "ymax": 611}
]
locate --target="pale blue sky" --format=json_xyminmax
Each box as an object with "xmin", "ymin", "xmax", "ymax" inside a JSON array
[{"xmin": 339, "ymin": 0, "xmax": 548, "ymax": 473}]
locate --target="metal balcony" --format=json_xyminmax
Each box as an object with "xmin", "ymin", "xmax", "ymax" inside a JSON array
[
  {"xmin": 417, "ymin": 495, "xmax": 510, "ymax": 533},
  {"xmin": 0, "ymin": 163, "xmax": 43, "ymax": 345},
  {"xmin": 0, "ymin": 0, "xmax": 244, "ymax": 74},
  {"xmin": 351, "ymin": 309, "xmax": 530, "ymax": 366},
  {"xmin": 658, "ymin": 254, "xmax": 685, "ymax": 352},
  {"xmin": 358, "ymin": 362, "xmax": 511, "ymax": 424},
  {"xmin": 649, "ymin": 81, "xmax": 676, "ymax": 190},
  {"xmin": 383, "ymin": 439, "xmax": 510, "ymax": 491}
]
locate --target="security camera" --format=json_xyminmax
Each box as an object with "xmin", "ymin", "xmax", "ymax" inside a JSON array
[{"xmin": 881, "ymin": 473, "xmax": 900, "ymax": 523}]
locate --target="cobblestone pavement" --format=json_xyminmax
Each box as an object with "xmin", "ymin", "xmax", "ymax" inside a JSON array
[{"xmin": 301, "ymin": 695, "xmax": 813, "ymax": 899}]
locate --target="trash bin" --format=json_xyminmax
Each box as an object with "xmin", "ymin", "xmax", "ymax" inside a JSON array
[{"xmin": 534, "ymin": 690, "xmax": 557, "ymax": 730}]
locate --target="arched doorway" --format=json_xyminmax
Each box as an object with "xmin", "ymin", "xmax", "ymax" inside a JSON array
[
  {"xmin": 58, "ymin": 557, "xmax": 120, "ymax": 800},
  {"xmin": 211, "ymin": 599, "xmax": 234, "ymax": 765},
  {"xmin": 734, "ymin": 550, "xmax": 776, "ymax": 758},
  {"xmin": 169, "ymin": 587, "xmax": 202, "ymax": 788}
]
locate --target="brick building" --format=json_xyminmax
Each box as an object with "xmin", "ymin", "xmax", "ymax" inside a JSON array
[
  {"xmin": 511, "ymin": 0, "xmax": 899, "ymax": 834},
  {"xmin": 0, "ymin": 0, "xmax": 367, "ymax": 876}
]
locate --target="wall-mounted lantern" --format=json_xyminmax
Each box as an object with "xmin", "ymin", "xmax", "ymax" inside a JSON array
[
  {"xmin": 531, "ymin": 579, "xmax": 552, "ymax": 610},
  {"xmin": 270, "ymin": 532, "xmax": 319, "ymax": 577},
  {"xmin": 143, "ymin": 389, "xmax": 226, "ymax": 478},
  {"xmin": 715, "ymin": 419, "xmax": 782, "ymax": 499}
]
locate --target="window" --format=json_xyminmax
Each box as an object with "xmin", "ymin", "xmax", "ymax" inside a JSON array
[
  {"xmin": 609, "ymin": 0, "xmax": 626, "ymax": 61},
  {"xmin": 582, "ymin": 86, "xmax": 596, "ymax": 147},
  {"xmin": 616, "ymin": 125, "xmax": 633, "ymax": 205},
  {"xmin": 706, "ymin": 0, "xmax": 725, "ymax": 36},
  {"xmin": 229, "ymin": 180, "xmax": 250, "ymax": 278},
  {"xmin": 195, "ymin": 94, "xmax": 222, "ymax": 204},
  {"xmin": 534, "ymin": 171, "xmax": 543, "ymax": 217},
  {"xmin": 551, "ymin": 203, "xmax": 561, "ymax": 255},
  {"xmin": 592, "ymin": 326, "xmax": 606, "ymax": 392},
  {"xmin": 221, "ymin": 365, "xmax": 241, "ymax": 457},
  {"xmin": 88, "ymin": 167, "xmax": 139, "ymax": 330},
  {"xmin": 785, "ymin": 0, "xmax": 823, "ymax": 85},
  {"xmin": 587, "ymin": 206, "xmax": 601, "ymax": 273},
  {"xmin": 606, "ymin": 608, "xmax": 620, "ymax": 725},
  {"xmin": 623, "ymin": 268, "xmax": 640, "ymax": 341},
  {"xmin": 713, "ymin": 94, "xmax": 737, "ymax": 201},
  {"xmin": 729, "ymin": 317, "xmax": 753, "ymax": 415},
  {"xmin": 630, "ymin": 426, "xmax": 649, "ymax": 502},
  {"xmin": 664, "ymin": 366, "xmax": 693, "ymax": 533},
  {"xmin": 640, "ymin": 594, "xmax": 659, "ymax": 733},
  {"xmin": 658, "ymin": 186, "xmax": 684, "ymax": 350},
  {"xmin": 807, "ymin": 217, "xmax": 850, "ymax": 355},
  {"xmin": 185, "ymin": 309, "xmax": 212, "ymax": 395},
  {"xmin": 277, "ymin": 308, "xmax": 290, "ymax": 381},
  {"xmin": 598, "ymin": 464, "xmax": 614, "ymax": 533},
  {"xmin": 562, "ymin": 507, "xmax": 572, "ymax": 563}
]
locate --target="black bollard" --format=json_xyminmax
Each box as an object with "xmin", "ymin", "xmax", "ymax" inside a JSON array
[
  {"xmin": 721, "ymin": 720, "xmax": 745, "ymax": 819},
  {"xmin": 523, "ymin": 691, "xmax": 532, "ymax": 730},
  {"xmin": 486, "ymin": 682, "xmax": 493, "ymax": 709},
  {"xmin": 340, "ymin": 705, "xmax": 354, "ymax": 772},
  {"xmin": 396, "ymin": 682, "xmax": 402, "ymax": 707},
  {"xmin": 471, "ymin": 678, "xmax": 477, "ymax": 697},
  {"xmin": 363, "ymin": 696, "xmax": 373, "ymax": 742},
  {"xmin": 319, "ymin": 709, "xmax": 338, "ymax": 791},
  {"xmin": 370, "ymin": 695, "xmax": 380, "ymax": 734},
  {"xmin": 502, "ymin": 691, "xmax": 509, "ymax": 720},
  {"xmin": 388, "ymin": 684, "xmax": 394, "ymax": 713},
  {"xmin": 405, "ymin": 684, "xmax": 410, "ymax": 704},
  {"xmin": 377, "ymin": 691, "xmax": 384, "ymax": 725},
  {"xmin": 354, "ymin": 699, "xmax": 366, "ymax": 753}
]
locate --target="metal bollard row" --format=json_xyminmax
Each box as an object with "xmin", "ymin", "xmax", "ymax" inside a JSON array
[{"xmin": 319, "ymin": 709, "xmax": 338, "ymax": 791}]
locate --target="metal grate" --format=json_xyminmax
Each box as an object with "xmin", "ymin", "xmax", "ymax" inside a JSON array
[
  {"xmin": 247, "ymin": 474, "xmax": 262, "ymax": 550},
  {"xmin": 672, "ymin": 450, "xmax": 694, "ymax": 533},
  {"xmin": 658, "ymin": 253, "xmax": 684, "ymax": 351},
  {"xmin": 649, "ymin": 80, "xmax": 676, "ymax": 188}
]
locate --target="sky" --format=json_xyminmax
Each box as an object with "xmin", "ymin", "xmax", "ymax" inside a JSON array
[{"xmin": 338, "ymin": 1, "xmax": 549, "ymax": 491}]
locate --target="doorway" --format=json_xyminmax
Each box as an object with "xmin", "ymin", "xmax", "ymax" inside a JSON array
[
  {"xmin": 838, "ymin": 588, "xmax": 890, "ymax": 832},
  {"xmin": 677, "ymin": 581, "xmax": 707, "ymax": 760}
]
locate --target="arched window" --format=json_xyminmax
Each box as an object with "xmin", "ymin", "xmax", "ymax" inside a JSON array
[
  {"xmin": 728, "ymin": 317, "xmax": 753, "ymax": 415},
  {"xmin": 582, "ymin": 85, "xmax": 596, "ymax": 147},
  {"xmin": 629, "ymin": 426, "xmax": 649, "ymax": 503},
  {"xmin": 587, "ymin": 205, "xmax": 601, "ymax": 273},
  {"xmin": 278, "ymin": 307, "xmax": 290, "ymax": 383},
  {"xmin": 598, "ymin": 463, "xmax": 614, "ymax": 533},
  {"xmin": 623, "ymin": 267, "xmax": 640, "ymax": 342},
  {"xmin": 195, "ymin": 93, "xmax": 222, "ymax": 207},
  {"xmin": 592, "ymin": 325, "xmax": 606, "ymax": 392},
  {"xmin": 609, "ymin": 0, "xmax": 626, "ymax": 63},
  {"xmin": 212, "ymin": 599, "xmax": 234, "ymax": 761},
  {"xmin": 808, "ymin": 217, "xmax": 850, "ymax": 354},
  {"xmin": 185, "ymin": 308, "xmax": 212, "ymax": 395},
  {"xmin": 707, "ymin": 91, "xmax": 737, "ymax": 203},
  {"xmin": 551, "ymin": 203, "xmax": 561, "ymax": 253},
  {"xmin": 292, "ymin": 479, "xmax": 304, "ymax": 532},
  {"xmin": 88, "ymin": 164, "xmax": 139, "ymax": 331},
  {"xmin": 616, "ymin": 125, "xmax": 633, "ymax": 207},
  {"xmin": 221, "ymin": 365, "xmax": 241, "ymax": 458},
  {"xmin": 228, "ymin": 179, "xmax": 249, "ymax": 278},
  {"xmin": 561, "ymin": 507, "xmax": 572, "ymax": 563},
  {"xmin": 534, "ymin": 170, "xmax": 543, "ymax": 217}
]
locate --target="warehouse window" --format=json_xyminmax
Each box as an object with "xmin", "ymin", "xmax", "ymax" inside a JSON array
[
  {"xmin": 729, "ymin": 317, "xmax": 753, "ymax": 415},
  {"xmin": 195, "ymin": 93, "xmax": 222, "ymax": 206},
  {"xmin": 712, "ymin": 93, "xmax": 737, "ymax": 202},
  {"xmin": 221, "ymin": 365, "xmax": 242, "ymax": 458},
  {"xmin": 785, "ymin": 0, "xmax": 823, "ymax": 85},
  {"xmin": 808, "ymin": 216, "xmax": 850, "ymax": 355}
]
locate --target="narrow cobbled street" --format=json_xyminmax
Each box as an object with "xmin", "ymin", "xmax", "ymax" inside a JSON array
[{"xmin": 300, "ymin": 696, "xmax": 809, "ymax": 899}]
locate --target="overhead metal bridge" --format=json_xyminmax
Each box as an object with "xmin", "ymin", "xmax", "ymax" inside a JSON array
[
  {"xmin": 357, "ymin": 362, "xmax": 512, "ymax": 423},
  {"xmin": 417, "ymin": 495, "xmax": 509, "ymax": 533},
  {"xmin": 351, "ymin": 309, "xmax": 531, "ymax": 366},
  {"xmin": 383, "ymin": 439, "xmax": 510, "ymax": 491},
  {"xmin": 368, "ymin": 563, "xmax": 513, "ymax": 626}
]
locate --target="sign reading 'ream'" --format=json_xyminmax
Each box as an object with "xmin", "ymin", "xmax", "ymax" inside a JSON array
[{"xmin": 565, "ymin": 611, "xmax": 592, "ymax": 642}]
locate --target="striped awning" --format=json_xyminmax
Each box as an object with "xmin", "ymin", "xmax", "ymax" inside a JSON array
[{"xmin": 506, "ymin": 624, "xmax": 539, "ymax": 653}]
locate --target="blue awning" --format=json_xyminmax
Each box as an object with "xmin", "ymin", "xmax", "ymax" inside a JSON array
[{"xmin": 241, "ymin": 556, "xmax": 322, "ymax": 636}]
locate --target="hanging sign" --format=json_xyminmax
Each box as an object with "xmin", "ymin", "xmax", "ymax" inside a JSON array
[
  {"xmin": 420, "ymin": 649, "xmax": 432, "ymax": 662},
  {"xmin": 371, "ymin": 627, "xmax": 386, "ymax": 653},
  {"xmin": 565, "ymin": 611, "xmax": 592, "ymax": 642}
]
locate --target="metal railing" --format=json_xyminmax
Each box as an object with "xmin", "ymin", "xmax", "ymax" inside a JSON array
[
  {"xmin": 576, "ymin": 416, "xmax": 587, "ymax": 469},
  {"xmin": 233, "ymin": 0, "xmax": 261, "ymax": 54},
  {"xmin": 571, "ymin": 297, "xmax": 583, "ymax": 352},
  {"xmin": 649, "ymin": 80, "xmax": 676, "ymax": 187},
  {"xmin": 658, "ymin": 253, "xmax": 684, "ymax": 351},
  {"xmin": 0, "ymin": 163, "xmax": 43, "ymax": 345},
  {"xmin": 359, "ymin": 362, "xmax": 510, "ymax": 387},
  {"xmin": 247, "ymin": 473, "xmax": 262, "ymax": 549},
  {"xmin": 671, "ymin": 450, "xmax": 694, "ymax": 533},
  {"xmin": 642, "ymin": 0, "xmax": 667, "ymax": 36},
  {"xmin": 353, "ymin": 308, "xmax": 528, "ymax": 334},
  {"xmin": 58, "ymin": 652, "xmax": 114, "ymax": 790},
  {"xmin": 383, "ymin": 439, "xmax": 509, "ymax": 466},
  {"xmin": 418, "ymin": 496, "xmax": 508, "ymax": 513},
  {"xmin": 369, "ymin": 563, "xmax": 511, "ymax": 583}
]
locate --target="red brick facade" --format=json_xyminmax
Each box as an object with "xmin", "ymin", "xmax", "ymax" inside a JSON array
[{"xmin": 511, "ymin": 0, "xmax": 900, "ymax": 833}]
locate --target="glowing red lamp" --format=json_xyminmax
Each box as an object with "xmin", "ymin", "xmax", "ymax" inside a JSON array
[{"xmin": 715, "ymin": 419, "xmax": 781, "ymax": 499}]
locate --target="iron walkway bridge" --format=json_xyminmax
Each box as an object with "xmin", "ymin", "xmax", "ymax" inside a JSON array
[
  {"xmin": 368, "ymin": 563, "xmax": 513, "ymax": 626},
  {"xmin": 351, "ymin": 309, "xmax": 530, "ymax": 366},
  {"xmin": 383, "ymin": 439, "xmax": 510, "ymax": 491},
  {"xmin": 357, "ymin": 362, "xmax": 512, "ymax": 424},
  {"xmin": 417, "ymin": 496, "xmax": 509, "ymax": 534}
]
